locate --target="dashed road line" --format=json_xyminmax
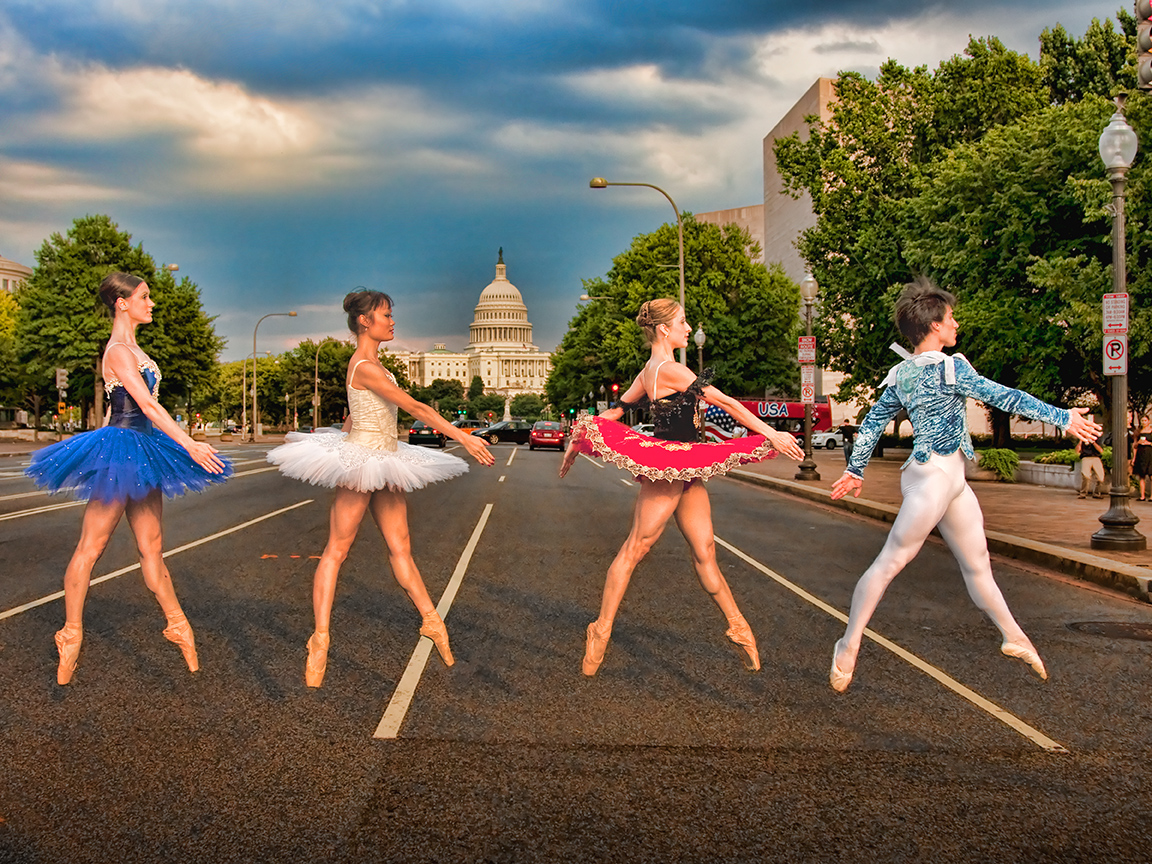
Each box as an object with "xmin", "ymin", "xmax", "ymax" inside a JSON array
[
  {"xmin": 0, "ymin": 500, "xmax": 85, "ymax": 522},
  {"xmin": 0, "ymin": 499, "xmax": 315, "ymax": 621},
  {"xmin": 713, "ymin": 535, "xmax": 1067, "ymax": 753},
  {"xmin": 579, "ymin": 453, "xmax": 605, "ymax": 469},
  {"xmin": 506, "ymin": 448, "xmax": 517, "ymax": 466},
  {"xmin": 374, "ymin": 502, "xmax": 494, "ymax": 740}
]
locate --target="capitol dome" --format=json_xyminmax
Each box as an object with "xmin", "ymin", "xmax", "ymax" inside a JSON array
[{"xmin": 469, "ymin": 248, "xmax": 535, "ymax": 350}]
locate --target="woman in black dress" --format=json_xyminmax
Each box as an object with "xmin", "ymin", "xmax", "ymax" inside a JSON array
[{"xmin": 1134, "ymin": 417, "xmax": 1152, "ymax": 501}]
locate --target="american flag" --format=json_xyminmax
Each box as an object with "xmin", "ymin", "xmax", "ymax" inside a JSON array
[{"xmin": 704, "ymin": 405, "xmax": 744, "ymax": 442}]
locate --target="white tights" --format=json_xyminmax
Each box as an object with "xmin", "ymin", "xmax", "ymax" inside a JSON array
[{"xmin": 836, "ymin": 451, "xmax": 1029, "ymax": 668}]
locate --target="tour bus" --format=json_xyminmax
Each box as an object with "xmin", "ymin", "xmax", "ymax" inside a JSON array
[{"xmin": 702, "ymin": 398, "xmax": 833, "ymax": 443}]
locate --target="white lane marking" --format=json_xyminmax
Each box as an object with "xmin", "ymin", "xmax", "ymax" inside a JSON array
[
  {"xmin": 713, "ymin": 535, "xmax": 1068, "ymax": 754},
  {"xmin": 498, "ymin": 475, "xmax": 506, "ymax": 483},
  {"xmin": 374, "ymin": 502, "xmax": 493, "ymax": 740},
  {"xmin": 0, "ymin": 466, "xmax": 281, "ymax": 514},
  {"xmin": 0, "ymin": 500, "xmax": 85, "ymax": 522},
  {"xmin": 620, "ymin": 479, "xmax": 634, "ymax": 487},
  {"xmin": 506, "ymin": 448, "xmax": 517, "ymax": 466},
  {"xmin": 578, "ymin": 453, "xmax": 605, "ymax": 469},
  {"xmin": 0, "ymin": 499, "xmax": 315, "ymax": 621}
]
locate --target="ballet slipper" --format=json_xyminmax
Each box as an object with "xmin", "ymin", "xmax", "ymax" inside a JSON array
[
  {"xmin": 1001, "ymin": 639, "xmax": 1048, "ymax": 680},
  {"xmin": 305, "ymin": 631, "xmax": 329, "ymax": 687},
  {"xmin": 582, "ymin": 619, "xmax": 611, "ymax": 677},
  {"xmin": 419, "ymin": 612, "xmax": 455, "ymax": 667},
  {"xmin": 829, "ymin": 638, "xmax": 855, "ymax": 693},
  {"xmin": 55, "ymin": 623, "xmax": 83, "ymax": 685},
  {"xmin": 724, "ymin": 614, "xmax": 760, "ymax": 672},
  {"xmin": 162, "ymin": 614, "xmax": 199, "ymax": 673}
]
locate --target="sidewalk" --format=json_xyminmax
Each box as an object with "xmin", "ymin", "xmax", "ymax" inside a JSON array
[{"xmin": 729, "ymin": 448, "xmax": 1152, "ymax": 604}]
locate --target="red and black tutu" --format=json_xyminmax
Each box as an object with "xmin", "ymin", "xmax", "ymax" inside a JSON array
[{"xmin": 570, "ymin": 415, "xmax": 776, "ymax": 482}]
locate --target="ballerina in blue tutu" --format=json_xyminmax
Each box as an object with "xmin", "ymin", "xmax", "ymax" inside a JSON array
[{"xmin": 26, "ymin": 271, "xmax": 232, "ymax": 684}]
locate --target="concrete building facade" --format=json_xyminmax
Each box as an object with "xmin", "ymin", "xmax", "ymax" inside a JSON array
[{"xmin": 0, "ymin": 253, "xmax": 32, "ymax": 293}]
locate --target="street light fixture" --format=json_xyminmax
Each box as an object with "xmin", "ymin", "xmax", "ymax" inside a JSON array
[
  {"xmin": 250, "ymin": 311, "xmax": 297, "ymax": 440},
  {"xmin": 1092, "ymin": 94, "xmax": 1145, "ymax": 551},
  {"xmin": 590, "ymin": 177, "xmax": 687, "ymax": 364},
  {"xmin": 693, "ymin": 323, "xmax": 706, "ymax": 374},
  {"xmin": 795, "ymin": 273, "xmax": 820, "ymax": 482},
  {"xmin": 580, "ymin": 294, "xmax": 612, "ymax": 301}
]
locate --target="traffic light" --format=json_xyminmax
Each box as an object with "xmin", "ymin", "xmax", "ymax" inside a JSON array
[
  {"xmin": 57, "ymin": 401, "xmax": 66, "ymax": 413},
  {"xmin": 1139, "ymin": 0, "xmax": 1152, "ymax": 90},
  {"xmin": 611, "ymin": 383, "xmax": 619, "ymax": 395}
]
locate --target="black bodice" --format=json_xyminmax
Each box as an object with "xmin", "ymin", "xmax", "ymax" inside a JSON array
[
  {"xmin": 108, "ymin": 384, "xmax": 153, "ymax": 433},
  {"xmin": 619, "ymin": 368, "xmax": 711, "ymax": 443}
]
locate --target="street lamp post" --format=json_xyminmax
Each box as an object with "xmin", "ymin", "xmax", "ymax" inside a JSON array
[
  {"xmin": 313, "ymin": 337, "xmax": 340, "ymax": 429},
  {"xmin": 590, "ymin": 177, "xmax": 687, "ymax": 364},
  {"xmin": 241, "ymin": 351, "xmax": 270, "ymax": 441},
  {"xmin": 795, "ymin": 273, "xmax": 820, "ymax": 482},
  {"xmin": 251, "ymin": 311, "xmax": 297, "ymax": 440},
  {"xmin": 1092, "ymin": 94, "xmax": 1145, "ymax": 551}
]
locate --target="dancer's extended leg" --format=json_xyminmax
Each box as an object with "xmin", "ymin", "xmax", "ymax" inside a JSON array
[
  {"xmin": 56, "ymin": 496, "xmax": 125, "ymax": 684},
  {"xmin": 368, "ymin": 489, "xmax": 453, "ymax": 665},
  {"xmin": 935, "ymin": 479, "xmax": 1046, "ymax": 678},
  {"xmin": 673, "ymin": 482, "xmax": 759, "ymax": 670},
  {"xmin": 126, "ymin": 490, "xmax": 198, "ymax": 672},
  {"xmin": 306, "ymin": 486, "xmax": 371, "ymax": 685},
  {"xmin": 833, "ymin": 458, "xmax": 957, "ymax": 684},
  {"xmin": 583, "ymin": 478, "xmax": 683, "ymax": 675}
]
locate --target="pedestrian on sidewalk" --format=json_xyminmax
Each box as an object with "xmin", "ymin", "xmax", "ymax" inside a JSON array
[
  {"xmin": 1077, "ymin": 432, "xmax": 1105, "ymax": 500},
  {"xmin": 559, "ymin": 298, "xmax": 804, "ymax": 677},
  {"xmin": 827, "ymin": 276, "xmax": 1101, "ymax": 693},
  {"xmin": 267, "ymin": 289, "xmax": 494, "ymax": 687},
  {"xmin": 25, "ymin": 272, "xmax": 233, "ymax": 685},
  {"xmin": 1133, "ymin": 417, "xmax": 1152, "ymax": 501}
]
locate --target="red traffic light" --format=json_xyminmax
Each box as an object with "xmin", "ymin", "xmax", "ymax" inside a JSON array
[{"xmin": 611, "ymin": 383, "xmax": 619, "ymax": 393}]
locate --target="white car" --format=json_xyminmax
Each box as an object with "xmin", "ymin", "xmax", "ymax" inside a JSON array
[
  {"xmin": 631, "ymin": 423, "xmax": 655, "ymax": 436},
  {"xmin": 810, "ymin": 430, "xmax": 844, "ymax": 449}
]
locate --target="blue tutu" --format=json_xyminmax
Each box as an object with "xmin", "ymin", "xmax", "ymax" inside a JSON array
[{"xmin": 26, "ymin": 426, "xmax": 233, "ymax": 503}]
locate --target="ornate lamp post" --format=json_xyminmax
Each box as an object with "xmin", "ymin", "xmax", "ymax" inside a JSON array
[
  {"xmin": 1092, "ymin": 94, "xmax": 1146, "ymax": 551},
  {"xmin": 693, "ymin": 323, "xmax": 706, "ymax": 374},
  {"xmin": 589, "ymin": 177, "xmax": 687, "ymax": 364},
  {"xmin": 251, "ymin": 311, "xmax": 296, "ymax": 440},
  {"xmin": 795, "ymin": 273, "xmax": 820, "ymax": 482}
]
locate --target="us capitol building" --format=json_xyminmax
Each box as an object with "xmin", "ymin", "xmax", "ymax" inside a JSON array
[{"xmin": 387, "ymin": 250, "xmax": 552, "ymax": 402}]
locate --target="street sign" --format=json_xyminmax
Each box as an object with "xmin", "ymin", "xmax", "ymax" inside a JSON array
[
  {"xmin": 800, "ymin": 364, "xmax": 815, "ymax": 385},
  {"xmin": 1103, "ymin": 293, "xmax": 1129, "ymax": 333},
  {"xmin": 800, "ymin": 384, "xmax": 815, "ymax": 404},
  {"xmin": 798, "ymin": 336, "xmax": 815, "ymax": 364},
  {"xmin": 1104, "ymin": 332, "xmax": 1128, "ymax": 376}
]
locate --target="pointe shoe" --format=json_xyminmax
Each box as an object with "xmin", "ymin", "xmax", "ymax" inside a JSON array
[
  {"xmin": 1001, "ymin": 639, "xmax": 1048, "ymax": 680},
  {"xmin": 829, "ymin": 639, "xmax": 854, "ymax": 693},
  {"xmin": 725, "ymin": 614, "xmax": 760, "ymax": 672},
  {"xmin": 55, "ymin": 623, "xmax": 83, "ymax": 685},
  {"xmin": 420, "ymin": 612, "xmax": 455, "ymax": 667},
  {"xmin": 305, "ymin": 631, "xmax": 329, "ymax": 687},
  {"xmin": 163, "ymin": 615, "xmax": 199, "ymax": 673},
  {"xmin": 582, "ymin": 620, "xmax": 611, "ymax": 677}
]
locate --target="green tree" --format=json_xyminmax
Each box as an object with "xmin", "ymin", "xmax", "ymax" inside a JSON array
[
  {"xmin": 15, "ymin": 214, "xmax": 222, "ymax": 428},
  {"xmin": 775, "ymin": 38, "xmax": 1050, "ymax": 403},
  {"xmin": 1040, "ymin": 12, "xmax": 1136, "ymax": 104},
  {"xmin": 411, "ymin": 378, "xmax": 465, "ymax": 418},
  {"xmin": 467, "ymin": 375, "xmax": 485, "ymax": 401},
  {"xmin": 546, "ymin": 215, "xmax": 799, "ymax": 413},
  {"xmin": 509, "ymin": 393, "xmax": 545, "ymax": 420},
  {"xmin": 470, "ymin": 394, "xmax": 505, "ymax": 421}
]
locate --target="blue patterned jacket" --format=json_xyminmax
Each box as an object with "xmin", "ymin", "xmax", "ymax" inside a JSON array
[{"xmin": 845, "ymin": 350, "xmax": 1071, "ymax": 479}]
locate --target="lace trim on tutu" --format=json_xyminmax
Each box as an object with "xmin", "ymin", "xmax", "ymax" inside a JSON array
[
  {"xmin": 571, "ymin": 414, "xmax": 776, "ymax": 482},
  {"xmin": 268, "ymin": 429, "xmax": 468, "ymax": 493},
  {"xmin": 25, "ymin": 426, "xmax": 233, "ymax": 502}
]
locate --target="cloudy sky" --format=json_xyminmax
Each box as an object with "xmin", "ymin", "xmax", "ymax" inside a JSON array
[{"xmin": 0, "ymin": 0, "xmax": 1124, "ymax": 360}]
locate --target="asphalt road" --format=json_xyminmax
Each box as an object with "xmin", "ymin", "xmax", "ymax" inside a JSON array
[{"xmin": 1, "ymin": 442, "xmax": 1152, "ymax": 863}]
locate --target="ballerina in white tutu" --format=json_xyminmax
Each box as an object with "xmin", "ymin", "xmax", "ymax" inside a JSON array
[{"xmin": 268, "ymin": 289, "xmax": 494, "ymax": 686}]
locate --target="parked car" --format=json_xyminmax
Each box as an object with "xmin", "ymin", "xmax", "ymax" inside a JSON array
[
  {"xmin": 794, "ymin": 429, "xmax": 844, "ymax": 449},
  {"xmin": 529, "ymin": 420, "xmax": 566, "ymax": 450},
  {"xmin": 453, "ymin": 418, "xmax": 487, "ymax": 432},
  {"xmin": 631, "ymin": 422, "xmax": 656, "ymax": 436},
  {"xmin": 472, "ymin": 419, "xmax": 533, "ymax": 445},
  {"xmin": 408, "ymin": 419, "xmax": 446, "ymax": 448}
]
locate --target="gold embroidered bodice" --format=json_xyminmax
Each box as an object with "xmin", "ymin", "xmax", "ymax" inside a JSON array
[{"xmin": 345, "ymin": 370, "xmax": 398, "ymax": 452}]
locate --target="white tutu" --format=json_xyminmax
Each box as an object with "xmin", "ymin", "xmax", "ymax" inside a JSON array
[{"xmin": 267, "ymin": 429, "xmax": 468, "ymax": 493}]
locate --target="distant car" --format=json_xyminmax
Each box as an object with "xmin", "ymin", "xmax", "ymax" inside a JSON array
[
  {"xmin": 529, "ymin": 420, "xmax": 566, "ymax": 450},
  {"xmin": 453, "ymin": 418, "xmax": 488, "ymax": 432},
  {"xmin": 795, "ymin": 429, "xmax": 844, "ymax": 450},
  {"xmin": 297, "ymin": 425, "xmax": 313, "ymax": 434},
  {"xmin": 408, "ymin": 420, "xmax": 446, "ymax": 448},
  {"xmin": 631, "ymin": 423, "xmax": 656, "ymax": 436},
  {"xmin": 472, "ymin": 420, "xmax": 532, "ymax": 445}
]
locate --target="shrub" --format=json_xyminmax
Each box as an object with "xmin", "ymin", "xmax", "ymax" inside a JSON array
[
  {"xmin": 977, "ymin": 448, "xmax": 1020, "ymax": 482},
  {"xmin": 1035, "ymin": 448, "xmax": 1080, "ymax": 466}
]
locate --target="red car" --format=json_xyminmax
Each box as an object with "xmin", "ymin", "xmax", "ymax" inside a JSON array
[{"xmin": 529, "ymin": 420, "xmax": 567, "ymax": 450}]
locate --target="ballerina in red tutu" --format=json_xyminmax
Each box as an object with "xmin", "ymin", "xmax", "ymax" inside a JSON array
[{"xmin": 560, "ymin": 298, "xmax": 805, "ymax": 675}]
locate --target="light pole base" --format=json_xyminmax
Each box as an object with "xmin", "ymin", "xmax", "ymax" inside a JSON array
[
  {"xmin": 1091, "ymin": 490, "xmax": 1146, "ymax": 551},
  {"xmin": 794, "ymin": 460, "xmax": 821, "ymax": 482}
]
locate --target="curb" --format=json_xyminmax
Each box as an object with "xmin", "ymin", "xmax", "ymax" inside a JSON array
[{"xmin": 725, "ymin": 469, "xmax": 1152, "ymax": 604}]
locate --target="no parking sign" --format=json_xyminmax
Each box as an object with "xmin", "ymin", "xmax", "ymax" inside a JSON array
[{"xmin": 1104, "ymin": 333, "xmax": 1128, "ymax": 376}]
